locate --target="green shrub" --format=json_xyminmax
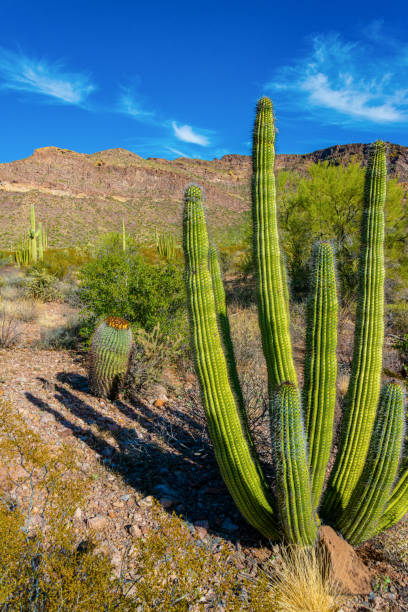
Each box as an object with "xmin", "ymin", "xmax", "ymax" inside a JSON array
[
  {"xmin": 36, "ymin": 247, "xmax": 92, "ymax": 280},
  {"xmin": 25, "ymin": 268, "xmax": 63, "ymax": 302},
  {"xmin": 78, "ymin": 238, "xmax": 186, "ymax": 341}
]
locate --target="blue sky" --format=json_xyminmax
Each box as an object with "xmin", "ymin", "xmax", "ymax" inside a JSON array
[{"xmin": 0, "ymin": 0, "xmax": 407, "ymax": 162}]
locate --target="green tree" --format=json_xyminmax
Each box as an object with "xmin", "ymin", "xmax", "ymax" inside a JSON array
[{"xmin": 276, "ymin": 162, "xmax": 406, "ymax": 302}]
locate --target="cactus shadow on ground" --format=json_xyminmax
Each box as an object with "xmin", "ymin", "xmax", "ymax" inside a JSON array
[{"xmin": 24, "ymin": 373, "xmax": 267, "ymax": 546}]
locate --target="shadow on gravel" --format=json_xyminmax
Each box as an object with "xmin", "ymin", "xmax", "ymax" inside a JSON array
[{"xmin": 25, "ymin": 371, "xmax": 266, "ymax": 547}]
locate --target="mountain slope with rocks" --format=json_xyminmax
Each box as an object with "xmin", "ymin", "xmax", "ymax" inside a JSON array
[{"xmin": 0, "ymin": 142, "xmax": 407, "ymax": 248}]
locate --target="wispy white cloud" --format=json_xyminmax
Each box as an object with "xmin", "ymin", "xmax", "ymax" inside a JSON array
[
  {"xmin": 117, "ymin": 88, "xmax": 155, "ymax": 121},
  {"xmin": 166, "ymin": 146, "xmax": 190, "ymax": 158},
  {"xmin": 171, "ymin": 121, "xmax": 210, "ymax": 146},
  {"xmin": 0, "ymin": 47, "xmax": 94, "ymax": 104},
  {"xmin": 266, "ymin": 31, "xmax": 408, "ymax": 124}
]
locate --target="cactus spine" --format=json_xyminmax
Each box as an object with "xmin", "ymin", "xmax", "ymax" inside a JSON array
[
  {"xmin": 183, "ymin": 185, "xmax": 279, "ymax": 539},
  {"xmin": 89, "ymin": 317, "xmax": 133, "ymax": 400},
  {"xmin": 323, "ymin": 141, "xmax": 386, "ymax": 519},
  {"xmin": 303, "ymin": 242, "xmax": 338, "ymax": 507},
  {"xmin": 183, "ymin": 100, "xmax": 406, "ymax": 546}
]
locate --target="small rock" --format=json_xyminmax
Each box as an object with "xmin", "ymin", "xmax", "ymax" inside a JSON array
[
  {"xmin": 120, "ymin": 494, "xmax": 130, "ymax": 502},
  {"xmin": 318, "ymin": 525, "xmax": 372, "ymax": 595},
  {"xmin": 73, "ymin": 507, "xmax": 83, "ymax": 521},
  {"xmin": 195, "ymin": 526, "xmax": 208, "ymax": 540},
  {"xmin": 194, "ymin": 519, "xmax": 209, "ymax": 530},
  {"xmin": 87, "ymin": 515, "xmax": 107, "ymax": 530},
  {"xmin": 128, "ymin": 524, "xmax": 143, "ymax": 538},
  {"xmin": 154, "ymin": 399, "xmax": 165, "ymax": 407},
  {"xmin": 138, "ymin": 495, "xmax": 154, "ymax": 508}
]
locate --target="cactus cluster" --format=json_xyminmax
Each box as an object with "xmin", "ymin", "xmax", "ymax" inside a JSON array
[
  {"xmin": 14, "ymin": 204, "xmax": 49, "ymax": 266},
  {"xmin": 156, "ymin": 230, "xmax": 176, "ymax": 260},
  {"xmin": 182, "ymin": 97, "xmax": 407, "ymax": 546},
  {"xmin": 89, "ymin": 317, "xmax": 133, "ymax": 400}
]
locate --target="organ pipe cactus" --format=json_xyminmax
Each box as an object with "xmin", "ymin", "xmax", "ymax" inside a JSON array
[
  {"xmin": 89, "ymin": 317, "xmax": 133, "ymax": 400},
  {"xmin": 182, "ymin": 98, "xmax": 407, "ymax": 546},
  {"xmin": 303, "ymin": 242, "xmax": 338, "ymax": 507}
]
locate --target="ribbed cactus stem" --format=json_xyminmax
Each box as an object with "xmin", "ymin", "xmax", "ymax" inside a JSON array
[
  {"xmin": 30, "ymin": 204, "xmax": 37, "ymax": 263},
  {"xmin": 38, "ymin": 223, "xmax": 44, "ymax": 261},
  {"xmin": 378, "ymin": 456, "xmax": 408, "ymax": 532},
  {"xmin": 323, "ymin": 141, "xmax": 386, "ymax": 518},
  {"xmin": 208, "ymin": 245, "xmax": 248, "ymax": 429},
  {"xmin": 89, "ymin": 317, "xmax": 133, "ymax": 400},
  {"xmin": 338, "ymin": 383, "xmax": 405, "ymax": 545},
  {"xmin": 271, "ymin": 382, "xmax": 317, "ymax": 544},
  {"xmin": 303, "ymin": 242, "xmax": 338, "ymax": 508},
  {"xmin": 252, "ymin": 97, "xmax": 297, "ymax": 392},
  {"xmin": 183, "ymin": 185, "xmax": 278, "ymax": 539}
]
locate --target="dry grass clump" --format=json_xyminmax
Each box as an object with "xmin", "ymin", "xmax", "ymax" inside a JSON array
[
  {"xmin": 37, "ymin": 314, "xmax": 83, "ymax": 349},
  {"xmin": 0, "ymin": 309, "xmax": 21, "ymax": 348},
  {"xmin": 266, "ymin": 545, "xmax": 343, "ymax": 612},
  {"xmin": 2, "ymin": 298, "xmax": 40, "ymax": 322}
]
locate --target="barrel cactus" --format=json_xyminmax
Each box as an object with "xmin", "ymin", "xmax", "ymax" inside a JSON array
[
  {"xmin": 89, "ymin": 317, "xmax": 133, "ymax": 400},
  {"xmin": 182, "ymin": 97, "xmax": 407, "ymax": 546}
]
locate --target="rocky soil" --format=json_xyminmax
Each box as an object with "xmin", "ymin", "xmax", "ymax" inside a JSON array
[{"xmin": 0, "ymin": 303, "xmax": 407, "ymax": 610}]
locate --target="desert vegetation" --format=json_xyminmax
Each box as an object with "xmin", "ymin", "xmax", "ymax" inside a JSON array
[{"xmin": 0, "ymin": 97, "xmax": 407, "ymax": 610}]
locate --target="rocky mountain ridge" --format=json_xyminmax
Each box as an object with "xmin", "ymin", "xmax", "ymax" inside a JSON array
[{"xmin": 0, "ymin": 142, "xmax": 406, "ymax": 248}]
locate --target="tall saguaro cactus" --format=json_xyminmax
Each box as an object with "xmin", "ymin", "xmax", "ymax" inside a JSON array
[
  {"xmin": 183, "ymin": 100, "xmax": 407, "ymax": 547},
  {"xmin": 29, "ymin": 204, "xmax": 38, "ymax": 263}
]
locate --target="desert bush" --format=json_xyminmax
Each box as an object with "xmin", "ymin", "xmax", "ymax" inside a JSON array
[
  {"xmin": 0, "ymin": 310, "xmax": 21, "ymax": 348},
  {"xmin": 387, "ymin": 302, "xmax": 408, "ymax": 337},
  {"xmin": 37, "ymin": 315, "xmax": 83, "ymax": 349},
  {"xmin": 3, "ymin": 298, "xmax": 40, "ymax": 323},
  {"xmin": 125, "ymin": 324, "xmax": 184, "ymax": 394},
  {"xmin": 394, "ymin": 334, "xmax": 408, "ymax": 377},
  {"xmin": 35, "ymin": 247, "xmax": 92, "ymax": 280},
  {"xmin": 25, "ymin": 268, "xmax": 63, "ymax": 302},
  {"xmin": 78, "ymin": 237, "xmax": 186, "ymax": 341}
]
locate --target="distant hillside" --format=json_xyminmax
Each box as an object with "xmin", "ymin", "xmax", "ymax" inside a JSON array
[{"xmin": 0, "ymin": 142, "xmax": 407, "ymax": 248}]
